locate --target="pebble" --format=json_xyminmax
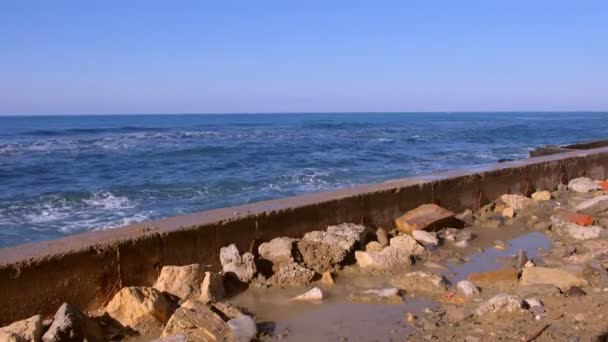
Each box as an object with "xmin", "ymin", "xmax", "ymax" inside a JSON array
[
  {"xmin": 493, "ymin": 240, "xmax": 509, "ymax": 250},
  {"xmin": 291, "ymin": 287, "xmax": 323, "ymax": 302}
]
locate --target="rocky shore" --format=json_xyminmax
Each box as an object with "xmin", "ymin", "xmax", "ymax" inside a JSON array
[{"xmin": 5, "ymin": 176, "xmax": 608, "ymax": 341}]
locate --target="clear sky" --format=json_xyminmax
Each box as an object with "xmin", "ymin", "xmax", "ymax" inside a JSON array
[{"xmin": 1, "ymin": 0, "xmax": 607, "ymax": 115}]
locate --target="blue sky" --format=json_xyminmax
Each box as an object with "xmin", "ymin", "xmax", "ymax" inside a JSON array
[{"xmin": 1, "ymin": 1, "xmax": 607, "ymax": 115}]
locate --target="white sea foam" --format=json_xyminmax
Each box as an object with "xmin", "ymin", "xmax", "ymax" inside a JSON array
[{"xmin": 83, "ymin": 192, "xmax": 133, "ymax": 209}]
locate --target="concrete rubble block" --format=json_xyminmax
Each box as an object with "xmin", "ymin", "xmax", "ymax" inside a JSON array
[
  {"xmin": 575, "ymin": 195, "xmax": 608, "ymax": 215},
  {"xmin": 227, "ymin": 315, "xmax": 257, "ymax": 342},
  {"xmin": 519, "ymin": 267, "xmax": 588, "ymax": 291},
  {"xmin": 468, "ymin": 268, "xmax": 519, "ymax": 290},
  {"xmin": 291, "ymin": 287, "xmax": 323, "ymax": 302},
  {"xmin": 154, "ymin": 264, "xmax": 206, "ymax": 302},
  {"xmin": 568, "ymin": 177, "xmax": 601, "ymax": 193},
  {"xmin": 376, "ymin": 228, "xmax": 389, "ymax": 246},
  {"xmin": 105, "ymin": 287, "xmax": 175, "ymax": 334},
  {"xmin": 456, "ymin": 280, "xmax": 479, "ymax": 297},
  {"xmin": 258, "ymin": 237, "xmax": 297, "ymax": 264},
  {"xmin": 389, "ymin": 234, "xmax": 425, "ymax": 256},
  {"xmin": 220, "ymin": 244, "xmax": 257, "ymax": 283},
  {"xmin": 550, "ymin": 215, "xmax": 602, "ymax": 240},
  {"xmin": 200, "ymin": 272, "xmax": 225, "ymax": 303},
  {"xmin": 395, "ymin": 204, "xmax": 460, "ymax": 234},
  {"xmin": 348, "ymin": 288, "xmax": 403, "ymax": 304},
  {"xmin": 474, "ymin": 294, "xmax": 524, "ymax": 316},
  {"xmin": 0, "ymin": 315, "xmax": 43, "ymax": 342},
  {"xmin": 355, "ymin": 246, "xmax": 412, "ymax": 271},
  {"xmin": 161, "ymin": 300, "xmax": 231, "ymax": 342},
  {"xmin": 297, "ymin": 223, "xmax": 368, "ymax": 273},
  {"xmin": 365, "ymin": 241, "xmax": 384, "ymax": 252},
  {"xmin": 266, "ymin": 262, "xmax": 315, "ymax": 286},
  {"xmin": 412, "ymin": 230, "xmax": 439, "ymax": 248},
  {"xmin": 390, "ymin": 271, "xmax": 448, "ymax": 294},
  {"xmin": 531, "ymin": 190, "xmax": 552, "ymax": 202},
  {"xmin": 500, "ymin": 194, "xmax": 538, "ymax": 211},
  {"xmin": 42, "ymin": 303, "xmax": 104, "ymax": 342}
]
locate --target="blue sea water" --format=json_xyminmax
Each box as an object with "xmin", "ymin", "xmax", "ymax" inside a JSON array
[{"xmin": 1, "ymin": 112, "xmax": 607, "ymax": 248}]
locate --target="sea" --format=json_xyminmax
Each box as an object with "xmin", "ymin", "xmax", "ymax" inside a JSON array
[{"xmin": 1, "ymin": 112, "xmax": 607, "ymax": 248}]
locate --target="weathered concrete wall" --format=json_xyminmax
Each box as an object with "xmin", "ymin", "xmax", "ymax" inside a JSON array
[{"xmin": 2, "ymin": 147, "xmax": 608, "ymax": 324}]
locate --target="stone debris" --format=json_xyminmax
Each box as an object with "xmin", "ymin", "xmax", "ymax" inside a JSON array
[
  {"xmin": 227, "ymin": 315, "xmax": 257, "ymax": 342},
  {"xmin": 258, "ymin": 237, "xmax": 296, "ymax": 264},
  {"xmin": 474, "ymin": 294, "xmax": 524, "ymax": 316},
  {"xmin": 531, "ymin": 190, "xmax": 552, "ymax": 202},
  {"xmin": 390, "ymin": 271, "xmax": 448, "ymax": 294},
  {"xmin": 42, "ymin": 303, "xmax": 104, "ymax": 342},
  {"xmin": 161, "ymin": 300, "xmax": 231, "ymax": 342},
  {"xmin": 355, "ymin": 245, "xmax": 413, "ymax": 271},
  {"xmin": 297, "ymin": 223, "xmax": 368, "ymax": 273},
  {"xmin": 457, "ymin": 280, "xmax": 479, "ymax": 297},
  {"xmin": 266, "ymin": 262, "xmax": 315, "ymax": 286},
  {"xmin": 105, "ymin": 287, "xmax": 175, "ymax": 334},
  {"xmin": 154, "ymin": 264, "xmax": 206, "ymax": 302},
  {"xmin": 321, "ymin": 271, "xmax": 335, "ymax": 286},
  {"xmin": 565, "ymin": 286, "xmax": 587, "ymax": 297},
  {"xmin": 291, "ymin": 287, "xmax": 323, "ymax": 302},
  {"xmin": 564, "ymin": 240, "xmax": 608, "ymax": 263},
  {"xmin": 516, "ymin": 249, "xmax": 529, "ymax": 270},
  {"xmin": 519, "ymin": 267, "xmax": 588, "ymax": 291},
  {"xmin": 208, "ymin": 301, "xmax": 246, "ymax": 320},
  {"xmin": 389, "ymin": 234, "xmax": 425, "ymax": 255},
  {"xmin": 456, "ymin": 209, "xmax": 474, "ymax": 226},
  {"xmin": 551, "ymin": 215, "xmax": 602, "ymax": 240},
  {"xmin": 220, "ymin": 244, "xmax": 257, "ymax": 283},
  {"xmin": 0, "ymin": 315, "xmax": 43, "ymax": 342},
  {"xmin": 441, "ymin": 228, "xmax": 472, "ymax": 247},
  {"xmin": 502, "ymin": 207, "xmax": 514, "ymax": 218},
  {"xmin": 574, "ymin": 195, "xmax": 608, "ymax": 215},
  {"xmin": 348, "ymin": 288, "xmax": 403, "ymax": 304},
  {"xmin": 568, "ymin": 177, "xmax": 601, "ymax": 193},
  {"xmin": 412, "ymin": 230, "xmax": 439, "ymax": 248},
  {"xmin": 524, "ymin": 297, "xmax": 545, "ymax": 319},
  {"xmin": 515, "ymin": 284, "xmax": 561, "ymax": 298},
  {"xmin": 365, "ymin": 241, "xmax": 384, "ymax": 252},
  {"xmin": 150, "ymin": 334, "xmax": 188, "ymax": 342},
  {"xmin": 468, "ymin": 268, "xmax": 519, "ymax": 289},
  {"xmin": 200, "ymin": 272, "xmax": 225, "ymax": 303},
  {"xmin": 376, "ymin": 227, "xmax": 389, "ymax": 246},
  {"xmin": 395, "ymin": 204, "xmax": 460, "ymax": 234},
  {"xmin": 500, "ymin": 194, "xmax": 538, "ymax": 211}
]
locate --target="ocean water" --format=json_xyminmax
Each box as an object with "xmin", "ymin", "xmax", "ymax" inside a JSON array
[{"xmin": 1, "ymin": 112, "xmax": 607, "ymax": 248}]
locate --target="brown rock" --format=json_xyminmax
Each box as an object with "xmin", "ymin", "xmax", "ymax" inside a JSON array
[
  {"xmin": 42, "ymin": 303, "xmax": 104, "ymax": 342},
  {"xmin": 355, "ymin": 246, "xmax": 412, "ymax": 271},
  {"xmin": 500, "ymin": 194, "xmax": 538, "ymax": 211},
  {"xmin": 200, "ymin": 272, "xmax": 225, "ymax": 303},
  {"xmin": 0, "ymin": 315, "xmax": 43, "ymax": 342},
  {"xmin": 321, "ymin": 271, "xmax": 335, "ymax": 286},
  {"xmin": 391, "ymin": 271, "xmax": 448, "ymax": 294},
  {"xmin": 468, "ymin": 268, "xmax": 519, "ymax": 289},
  {"xmin": 502, "ymin": 207, "xmax": 514, "ymax": 219},
  {"xmin": 395, "ymin": 204, "xmax": 459, "ymax": 234},
  {"xmin": 154, "ymin": 264, "xmax": 206, "ymax": 302},
  {"xmin": 520, "ymin": 267, "xmax": 588, "ymax": 291},
  {"xmin": 258, "ymin": 237, "xmax": 296, "ymax": 264},
  {"xmin": 266, "ymin": 262, "xmax": 315, "ymax": 286},
  {"xmin": 161, "ymin": 301, "xmax": 231, "ymax": 342},
  {"xmin": 105, "ymin": 287, "xmax": 175, "ymax": 334}
]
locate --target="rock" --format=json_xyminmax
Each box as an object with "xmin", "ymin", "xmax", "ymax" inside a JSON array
[
  {"xmin": 267, "ymin": 262, "xmax": 315, "ymax": 286},
  {"xmin": 227, "ymin": 315, "xmax": 257, "ymax": 342},
  {"xmin": 502, "ymin": 207, "xmax": 514, "ymax": 218},
  {"xmin": 568, "ymin": 177, "xmax": 600, "ymax": 193},
  {"xmin": 566, "ymin": 286, "xmax": 587, "ymax": 297},
  {"xmin": 524, "ymin": 260, "xmax": 535, "ymax": 268},
  {"xmin": 200, "ymin": 272, "xmax": 225, "ymax": 303},
  {"xmin": 474, "ymin": 294, "xmax": 524, "ymax": 316},
  {"xmin": 208, "ymin": 301, "xmax": 246, "ymax": 320},
  {"xmin": 161, "ymin": 301, "xmax": 231, "ymax": 341},
  {"xmin": 441, "ymin": 228, "xmax": 472, "ymax": 244},
  {"xmin": 321, "ymin": 271, "xmax": 335, "ymax": 286},
  {"xmin": 355, "ymin": 246, "xmax": 412, "ymax": 271},
  {"xmin": 468, "ymin": 268, "xmax": 519, "ymax": 289},
  {"xmin": 456, "ymin": 209, "xmax": 474, "ymax": 226},
  {"xmin": 516, "ymin": 250, "xmax": 529, "ymax": 271},
  {"xmin": 348, "ymin": 288, "xmax": 403, "ymax": 304},
  {"xmin": 564, "ymin": 240, "xmax": 608, "ymax": 263},
  {"xmin": 390, "ymin": 271, "xmax": 448, "ymax": 294},
  {"xmin": 531, "ymin": 190, "xmax": 552, "ymax": 202},
  {"xmin": 575, "ymin": 195, "xmax": 608, "ymax": 215},
  {"xmin": 105, "ymin": 287, "xmax": 175, "ymax": 333},
  {"xmin": 520, "ymin": 267, "xmax": 588, "ymax": 291},
  {"xmin": 500, "ymin": 194, "xmax": 538, "ymax": 211},
  {"xmin": 150, "ymin": 334, "xmax": 188, "ymax": 342},
  {"xmin": 220, "ymin": 244, "xmax": 257, "ymax": 283},
  {"xmin": 42, "ymin": 303, "xmax": 104, "ymax": 342},
  {"xmin": 524, "ymin": 298, "xmax": 545, "ymax": 319},
  {"xmin": 445, "ymin": 307, "xmax": 467, "ymax": 323},
  {"xmin": 365, "ymin": 241, "xmax": 384, "ymax": 252},
  {"xmin": 390, "ymin": 234, "xmax": 425, "ymax": 256},
  {"xmin": 457, "ymin": 280, "xmax": 479, "ymax": 297},
  {"xmin": 412, "ymin": 230, "xmax": 439, "ymax": 248},
  {"xmin": 297, "ymin": 223, "xmax": 368, "ymax": 273},
  {"xmin": 154, "ymin": 264, "xmax": 206, "ymax": 302},
  {"xmin": 258, "ymin": 237, "xmax": 296, "ymax": 264},
  {"xmin": 516, "ymin": 284, "xmax": 561, "ymax": 297},
  {"xmin": 0, "ymin": 315, "xmax": 43, "ymax": 342},
  {"xmin": 551, "ymin": 215, "xmax": 601, "ymax": 240},
  {"xmin": 291, "ymin": 287, "xmax": 323, "ymax": 302},
  {"xmin": 493, "ymin": 240, "xmax": 509, "ymax": 250},
  {"xmin": 376, "ymin": 228, "xmax": 389, "ymax": 246},
  {"xmin": 395, "ymin": 204, "xmax": 460, "ymax": 234}
]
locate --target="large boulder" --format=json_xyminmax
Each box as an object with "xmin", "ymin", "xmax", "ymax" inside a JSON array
[
  {"xmin": 500, "ymin": 194, "xmax": 538, "ymax": 211},
  {"xmin": 355, "ymin": 245, "xmax": 412, "ymax": 271},
  {"xmin": 519, "ymin": 267, "xmax": 588, "ymax": 291},
  {"xmin": 266, "ymin": 262, "xmax": 315, "ymax": 286},
  {"xmin": 220, "ymin": 244, "xmax": 257, "ymax": 283},
  {"xmin": 395, "ymin": 204, "xmax": 460, "ymax": 234},
  {"xmin": 105, "ymin": 287, "xmax": 175, "ymax": 334},
  {"xmin": 390, "ymin": 271, "xmax": 448, "ymax": 294},
  {"xmin": 42, "ymin": 303, "xmax": 104, "ymax": 342},
  {"xmin": 161, "ymin": 301, "xmax": 231, "ymax": 342},
  {"xmin": 200, "ymin": 272, "xmax": 225, "ymax": 303},
  {"xmin": 154, "ymin": 264, "xmax": 206, "ymax": 302},
  {"xmin": 258, "ymin": 237, "xmax": 296, "ymax": 264},
  {"xmin": 297, "ymin": 223, "xmax": 368, "ymax": 273},
  {"xmin": 0, "ymin": 315, "xmax": 43, "ymax": 342},
  {"xmin": 568, "ymin": 177, "xmax": 600, "ymax": 193}
]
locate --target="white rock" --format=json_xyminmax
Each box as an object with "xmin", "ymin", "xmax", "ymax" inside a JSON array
[
  {"xmin": 457, "ymin": 280, "xmax": 479, "ymax": 297},
  {"xmin": 0, "ymin": 315, "xmax": 43, "ymax": 342},
  {"xmin": 291, "ymin": 287, "xmax": 323, "ymax": 302},
  {"xmin": 550, "ymin": 215, "xmax": 602, "ymax": 240},
  {"xmin": 355, "ymin": 246, "xmax": 412, "ymax": 271},
  {"xmin": 474, "ymin": 294, "xmax": 524, "ymax": 316},
  {"xmin": 258, "ymin": 237, "xmax": 296, "ymax": 264},
  {"xmin": 220, "ymin": 244, "xmax": 257, "ymax": 283},
  {"xmin": 568, "ymin": 177, "xmax": 600, "ymax": 193},
  {"xmin": 227, "ymin": 315, "xmax": 257, "ymax": 342},
  {"xmin": 361, "ymin": 288, "xmax": 400, "ymax": 297},
  {"xmin": 389, "ymin": 234, "xmax": 425, "ymax": 256},
  {"xmin": 500, "ymin": 194, "xmax": 537, "ymax": 211},
  {"xmin": 154, "ymin": 264, "xmax": 206, "ymax": 301},
  {"xmin": 531, "ymin": 190, "xmax": 552, "ymax": 202},
  {"xmin": 524, "ymin": 260, "xmax": 535, "ymax": 268},
  {"xmin": 412, "ymin": 230, "xmax": 439, "ymax": 247}
]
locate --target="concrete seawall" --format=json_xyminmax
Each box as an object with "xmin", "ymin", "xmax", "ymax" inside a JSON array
[{"xmin": 2, "ymin": 147, "xmax": 608, "ymax": 324}]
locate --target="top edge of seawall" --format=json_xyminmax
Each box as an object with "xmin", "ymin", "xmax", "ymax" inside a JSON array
[{"xmin": 1, "ymin": 145, "xmax": 607, "ymax": 266}]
